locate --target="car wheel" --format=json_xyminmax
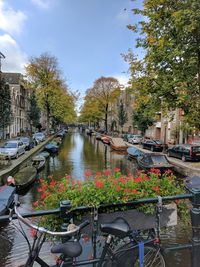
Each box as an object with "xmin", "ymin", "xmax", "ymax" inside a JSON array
[
  {"xmin": 182, "ymin": 156, "xmax": 186, "ymax": 162},
  {"xmin": 151, "ymin": 146, "xmax": 154, "ymax": 152},
  {"xmin": 15, "ymin": 153, "xmax": 18, "ymax": 159}
]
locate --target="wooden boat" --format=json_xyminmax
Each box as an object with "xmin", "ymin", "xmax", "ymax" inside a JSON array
[
  {"xmin": 13, "ymin": 165, "xmax": 37, "ymax": 191},
  {"xmin": 44, "ymin": 143, "xmax": 59, "ymax": 154},
  {"xmin": 110, "ymin": 138, "xmax": 127, "ymax": 151},
  {"xmin": 0, "ymin": 185, "xmax": 16, "ymax": 215},
  {"xmin": 127, "ymin": 146, "xmax": 144, "ymax": 159},
  {"xmin": 32, "ymin": 155, "xmax": 46, "ymax": 172},
  {"xmin": 137, "ymin": 153, "xmax": 173, "ymax": 172}
]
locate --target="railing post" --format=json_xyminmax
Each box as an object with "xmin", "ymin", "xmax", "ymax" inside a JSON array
[
  {"xmin": 190, "ymin": 188, "xmax": 200, "ymax": 242},
  {"xmin": 60, "ymin": 200, "xmax": 71, "ymax": 242}
]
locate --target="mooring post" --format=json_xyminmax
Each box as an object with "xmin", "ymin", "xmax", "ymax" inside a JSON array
[{"xmin": 60, "ymin": 200, "xmax": 71, "ymax": 242}]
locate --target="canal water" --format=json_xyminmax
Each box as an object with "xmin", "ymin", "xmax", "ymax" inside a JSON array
[{"xmin": 0, "ymin": 130, "xmax": 193, "ymax": 266}]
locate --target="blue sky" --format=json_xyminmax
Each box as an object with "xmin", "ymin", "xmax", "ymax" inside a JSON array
[{"xmin": 0, "ymin": 0, "xmax": 142, "ymax": 100}]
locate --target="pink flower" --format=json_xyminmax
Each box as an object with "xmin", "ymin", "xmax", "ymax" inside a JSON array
[
  {"xmin": 135, "ymin": 177, "xmax": 142, "ymax": 183},
  {"xmin": 153, "ymin": 186, "xmax": 160, "ymax": 191},
  {"xmin": 114, "ymin": 168, "xmax": 120, "ymax": 173}
]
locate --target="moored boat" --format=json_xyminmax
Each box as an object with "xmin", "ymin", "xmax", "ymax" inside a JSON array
[
  {"xmin": 38, "ymin": 151, "xmax": 50, "ymax": 158},
  {"xmin": 0, "ymin": 185, "xmax": 16, "ymax": 216},
  {"xmin": 32, "ymin": 155, "xmax": 46, "ymax": 172},
  {"xmin": 13, "ymin": 165, "xmax": 38, "ymax": 191},
  {"xmin": 127, "ymin": 146, "xmax": 144, "ymax": 159},
  {"xmin": 101, "ymin": 136, "xmax": 110, "ymax": 145},
  {"xmin": 137, "ymin": 153, "xmax": 173, "ymax": 172},
  {"xmin": 110, "ymin": 138, "xmax": 127, "ymax": 151},
  {"xmin": 44, "ymin": 143, "xmax": 59, "ymax": 154}
]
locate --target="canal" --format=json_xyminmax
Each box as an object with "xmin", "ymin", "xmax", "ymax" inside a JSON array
[{"xmin": 0, "ymin": 130, "xmax": 193, "ymax": 266}]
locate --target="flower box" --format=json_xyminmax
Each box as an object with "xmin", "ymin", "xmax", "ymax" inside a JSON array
[{"xmin": 74, "ymin": 203, "xmax": 177, "ymax": 235}]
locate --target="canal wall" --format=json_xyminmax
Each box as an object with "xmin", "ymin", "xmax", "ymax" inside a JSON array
[{"xmin": 0, "ymin": 136, "xmax": 55, "ymax": 185}]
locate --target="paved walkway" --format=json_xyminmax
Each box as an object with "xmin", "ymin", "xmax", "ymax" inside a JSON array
[{"xmin": 0, "ymin": 136, "xmax": 54, "ymax": 184}]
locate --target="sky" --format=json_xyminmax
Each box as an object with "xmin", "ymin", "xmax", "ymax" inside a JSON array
[{"xmin": 0, "ymin": 0, "xmax": 143, "ymax": 103}]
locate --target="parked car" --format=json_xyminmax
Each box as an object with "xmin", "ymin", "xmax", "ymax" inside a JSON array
[
  {"xmin": 128, "ymin": 134, "xmax": 143, "ymax": 144},
  {"xmin": 19, "ymin": 137, "xmax": 35, "ymax": 150},
  {"xmin": 141, "ymin": 139, "xmax": 166, "ymax": 152},
  {"xmin": 167, "ymin": 144, "xmax": 200, "ymax": 162},
  {"xmin": 33, "ymin": 132, "xmax": 46, "ymax": 143},
  {"xmin": 0, "ymin": 140, "xmax": 25, "ymax": 159},
  {"xmin": 123, "ymin": 134, "xmax": 134, "ymax": 142}
]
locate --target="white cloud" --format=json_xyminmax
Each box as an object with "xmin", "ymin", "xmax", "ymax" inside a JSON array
[
  {"xmin": 112, "ymin": 74, "xmax": 130, "ymax": 87},
  {"xmin": 0, "ymin": 34, "xmax": 28, "ymax": 73},
  {"xmin": 31, "ymin": 0, "xmax": 52, "ymax": 9},
  {"xmin": 0, "ymin": 0, "xmax": 26, "ymax": 35}
]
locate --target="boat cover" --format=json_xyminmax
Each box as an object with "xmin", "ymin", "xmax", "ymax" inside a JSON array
[{"xmin": 0, "ymin": 185, "xmax": 16, "ymax": 215}]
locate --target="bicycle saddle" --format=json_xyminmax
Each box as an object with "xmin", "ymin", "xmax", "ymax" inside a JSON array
[
  {"xmin": 100, "ymin": 217, "xmax": 131, "ymax": 238},
  {"xmin": 51, "ymin": 241, "xmax": 82, "ymax": 258}
]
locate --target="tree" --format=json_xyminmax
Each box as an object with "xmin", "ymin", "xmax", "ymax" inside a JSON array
[
  {"xmin": 27, "ymin": 90, "xmax": 40, "ymax": 133},
  {"xmin": 26, "ymin": 53, "xmax": 76, "ymax": 132},
  {"xmin": 89, "ymin": 77, "xmax": 120, "ymax": 132},
  {"xmin": 128, "ymin": 0, "xmax": 200, "ymax": 128},
  {"xmin": 118, "ymin": 99, "xmax": 128, "ymax": 133},
  {"xmin": 0, "ymin": 77, "xmax": 12, "ymax": 138}
]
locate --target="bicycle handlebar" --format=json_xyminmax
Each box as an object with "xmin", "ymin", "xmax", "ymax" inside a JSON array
[{"xmin": 14, "ymin": 194, "xmax": 89, "ymax": 237}]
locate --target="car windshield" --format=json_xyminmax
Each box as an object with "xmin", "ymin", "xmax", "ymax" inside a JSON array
[
  {"xmin": 154, "ymin": 140, "xmax": 163, "ymax": 144},
  {"xmin": 134, "ymin": 135, "xmax": 142, "ymax": 138},
  {"xmin": 4, "ymin": 142, "xmax": 17, "ymax": 148},
  {"xmin": 192, "ymin": 146, "xmax": 200, "ymax": 152},
  {"xmin": 152, "ymin": 155, "xmax": 168, "ymax": 164}
]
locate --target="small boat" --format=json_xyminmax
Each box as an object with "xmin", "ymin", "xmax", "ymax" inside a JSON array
[
  {"xmin": 0, "ymin": 185, "xmax": 16, "ymax": 215},
  {"xmin": 127, "ymin": 146, "xmax": 144, "ymax": 159},
  {"xmin": 101, "ymin": 136, "xmax": 110, "ymax": 145},
  {"xmin": 44, "ymin": 143, "xmax": 59, "ymax": 154},
  {"xmin": 38, "ymin": 151, "xmax": 50, "ymax": 158},
  {"xmin": 13, "ymin": 165, "xmax": 38, "ymax": 191},
  {"xmin": 32, "ymin": 155, "xmax": 46, "ymax": 172},
  {"xmin": 96, "ymin": 134, "xmax": 102, "ymax": 141},
  {"xmin": 137, "ymin": 153, "xmax": 173, "ymax": 172},
  {"xmin": 110, "ymin": 138, "xmax": 127, "ymax": 151}
]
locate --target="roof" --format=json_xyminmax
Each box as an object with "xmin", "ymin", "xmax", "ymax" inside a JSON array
[{"xmin": 2, "ymin": 72, "xmax": 22, "ymax": 84}]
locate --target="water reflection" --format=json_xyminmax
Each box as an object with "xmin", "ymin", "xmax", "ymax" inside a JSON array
[{"xmin": 0, "ymin": 131, "xmax": 194, "ymax": 266}]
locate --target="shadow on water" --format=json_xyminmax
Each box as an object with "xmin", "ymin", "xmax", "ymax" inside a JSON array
[{"xmin": 0, "ymin": 131, "xmax": 195, "ymax": 266}]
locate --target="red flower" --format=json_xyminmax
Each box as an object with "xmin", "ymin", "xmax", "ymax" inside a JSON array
[
  {"xmin": 115, "ymin": 185, "xmax": 121, "ymax": 191},
  {"xmin": 32, "ymin": 201, "xmax": 39, "ymax": 207},
  {"xmin": 132, "ymin": 189, "xmax": 138, "ymax": 194},
  {"xmin": 96, "ymin": 171, "xmax": 102, "ymax": 176},
  {"xmin": 149, "ymin": 168, "xmax": 161, "ymax": 176},
  {"xmin": 95, "ymin": 181, "xmax": 104, "ymax": 188},
  {"xmin": 29, "ymin": 228, "xmax": 37, "ymax": 238},
  {"xmin": 41, "ymin": 193, "xmax": 48, "ymax": 199},
  {"xmin": 153, "ymin": 186, "xmax": 160, "ymax": 191},
  {"xmin": 85, "ymin": 170, "xmax": 91, "ymax": 177},
  {"xmin": 114, "ymin": 168, "xmax": 120, "ymax": 173},
  {"xmin": 104, "ymin": 170, "xmax": 111, "ymax": 176},
  {"xmin": 119, "ymin": 177, "xmax": 126, "ymax": 183},
  {"xmin": 135, "ymin": 177, "xmax": 142, "ymax": 183},
  {"xmin": 124, "ymin": 189, "xmax": 131, "ymax": 193},
  {"xmin": 50, "ymin": 180, "xmax": 57, "ymax": 187}
]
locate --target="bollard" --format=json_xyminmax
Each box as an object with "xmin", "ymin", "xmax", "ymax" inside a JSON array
[{"xmin": 60, "ymin": 200, "xmax": 71, "ymax": 242}]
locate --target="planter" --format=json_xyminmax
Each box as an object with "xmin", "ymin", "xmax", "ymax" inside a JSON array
[{"xmin": 74, "ymin": 203, "xmax": 177, "ymax": 235}]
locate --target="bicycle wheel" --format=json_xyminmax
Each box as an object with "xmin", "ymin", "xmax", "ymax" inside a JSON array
[{"xmin": 104, "ymin": 244, "xmax": 165, "ymax": 267}]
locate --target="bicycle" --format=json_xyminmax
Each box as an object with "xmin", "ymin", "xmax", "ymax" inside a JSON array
[{"xmin": 12, "ymin": 194, "xmax": 165, "ymax": 267}]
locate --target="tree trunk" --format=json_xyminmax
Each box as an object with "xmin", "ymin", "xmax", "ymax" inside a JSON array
[{"xmin": 105, "ymin": 104, "xmax": 108, "ymax": 133}]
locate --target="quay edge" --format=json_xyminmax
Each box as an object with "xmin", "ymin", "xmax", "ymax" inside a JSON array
[{"xmin": 0, "ymin": 135, "xmax": 55, "ymax": 185}]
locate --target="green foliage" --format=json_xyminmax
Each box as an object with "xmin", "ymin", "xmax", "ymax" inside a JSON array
[
  {"xmin": 34, "ymin": 169, "xmax": 187, "ymax": 228},
  {"xmin": 118, "ymin": 100, "xmax": 128, "ymax": 131},
  {"xmin": 26, "ymin": 53, "xmax": 77, "ymax": 130},
  {"xmin": 127, "ymin": 0, "xmax": 200, "ymax": 128},
  {"xmin": 27, "ymin": 91, "xmax": 40, "ymax": 130},
  {"xmin": 0, "ymin": 78, "xmax": 12, "ymax": 132}
]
